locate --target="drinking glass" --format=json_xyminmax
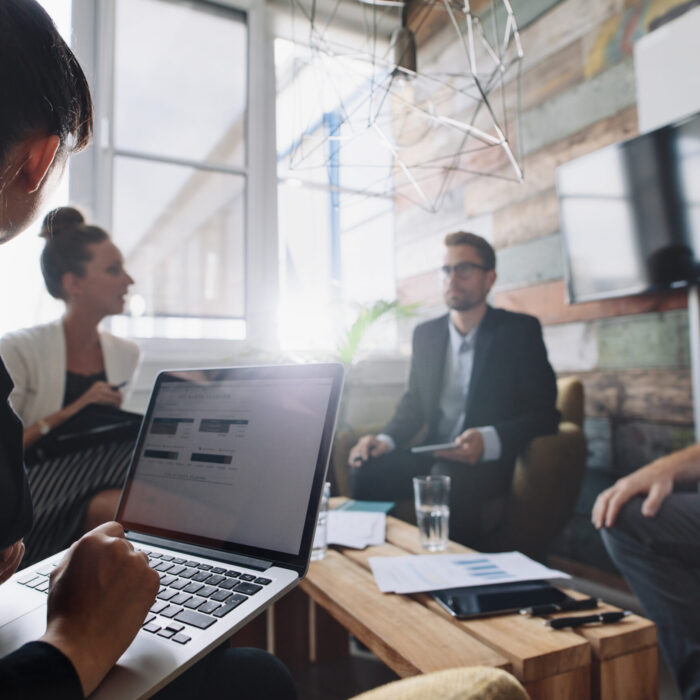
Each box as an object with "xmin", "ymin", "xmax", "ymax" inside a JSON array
[
  {"xmin": 310, "ymin": 481, "xmax": 331, "ymax": 561},
  {"xmin": 413, "ymin": 475, "xmax": 450, "ymax": 551}
]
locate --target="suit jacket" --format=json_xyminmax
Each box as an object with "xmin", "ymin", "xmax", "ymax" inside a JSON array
[{"xmin": 382, "ymin": 306, "xmax": 560, "ymax": 473}]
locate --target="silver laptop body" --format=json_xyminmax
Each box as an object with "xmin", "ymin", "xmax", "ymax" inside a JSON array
[{"xmin": 0, "ymin": 363, "xmax": 344, "ymax": 699}]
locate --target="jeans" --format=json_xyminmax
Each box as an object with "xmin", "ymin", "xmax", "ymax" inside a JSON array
[{"xmin": 601, "ymin": 493, "xmax": 700, "ymax": 700}]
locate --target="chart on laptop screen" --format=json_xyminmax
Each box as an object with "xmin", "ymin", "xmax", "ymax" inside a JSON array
[{"xmin": 120, "ymin": 376, "xmax": 333, "ymax": 554}]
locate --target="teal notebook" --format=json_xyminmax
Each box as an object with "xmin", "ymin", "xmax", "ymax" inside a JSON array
[{"xmin": 335, "ymin": 499, "xmax": 395, "ymax": 513}]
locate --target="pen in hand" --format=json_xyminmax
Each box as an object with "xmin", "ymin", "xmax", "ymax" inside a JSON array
[
  {"xmin": 110, "ymin": 380, "xmax": 128, "ymax": 390},
  {"xmin": 351, "ymin": 444, "xmax": 375, "ymax": 466},
  {"xmin": 545, "ymin": 610, "xmax": 631, "ymax": 629}
]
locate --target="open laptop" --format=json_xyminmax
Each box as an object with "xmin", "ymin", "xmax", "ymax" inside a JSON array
[{"xmin": 0, "ymin": 362, "xmax": 344, "ymax": 699}]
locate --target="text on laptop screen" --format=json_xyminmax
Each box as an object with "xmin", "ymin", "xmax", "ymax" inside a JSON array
[{"xmin": 119, "ymin": 374, "xmax": 334, "ymax": 555}]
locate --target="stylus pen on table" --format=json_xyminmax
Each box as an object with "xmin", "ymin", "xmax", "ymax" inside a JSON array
[
  {"xmin": 520, "ymin": 597, "xmax": 599, "ymax": 616},
  {"xmin": 545, "ymin": 610, "xmax": 631, "ymax": 629}
]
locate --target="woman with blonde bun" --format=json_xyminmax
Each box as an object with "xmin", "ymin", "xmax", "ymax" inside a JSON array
[
  {"xmin": 0, "ymin": 206, "xmax": 140, "ymax": 546},
  {"xmin": 1, "ymin": 205, "xmax": 139, "ymax": 449}
]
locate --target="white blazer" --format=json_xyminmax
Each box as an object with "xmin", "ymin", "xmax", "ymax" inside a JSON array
[{"xmin": 0, "ymin": 319, "xmax": 141, "ymax": 426}]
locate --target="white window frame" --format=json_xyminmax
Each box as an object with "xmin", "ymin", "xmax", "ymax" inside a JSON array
[{"xmin": 69, "ymin": 0, "xmax": 279, "ymax": 363}]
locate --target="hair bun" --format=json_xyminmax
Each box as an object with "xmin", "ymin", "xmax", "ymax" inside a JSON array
[{"xmin": 40, "ymin": 206, "xmax": 85, "ymax": 239}]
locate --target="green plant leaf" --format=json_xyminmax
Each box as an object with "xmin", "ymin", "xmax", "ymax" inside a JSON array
[{"xmin": 337, "ymin": 299, "xmax": 417, "ymax": 365}]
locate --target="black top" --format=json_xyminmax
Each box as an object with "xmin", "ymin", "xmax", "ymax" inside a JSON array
[
  {"xmin": 63, "ymin": 370, "xmax": 107, "ymax": 408},
  {"xmin": 0, "ymin": 358, "xmax": 83, "ymax": 698},
  {"xmin": 1, "ymin": 642, "xmax": 83, "ymax": 699},
  {"xmin": 0, "ymin": 359, "xmax": 32, "ymax": 549}
]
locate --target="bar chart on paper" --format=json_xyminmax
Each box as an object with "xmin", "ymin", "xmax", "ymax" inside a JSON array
[
  {"xmin": 368, "ymin": 552, "xmax": 570, "ymax": 594},
  {"xmin": 453, "ymin": 558, "xmax": 511, "ymax": 581}
]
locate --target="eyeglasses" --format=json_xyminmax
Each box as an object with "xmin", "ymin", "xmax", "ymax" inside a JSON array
[{"xmin": 440, "ymin": 261, "xmax": 490, "ymax": 279}]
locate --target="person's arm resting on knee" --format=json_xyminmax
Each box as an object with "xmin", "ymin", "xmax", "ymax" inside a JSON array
[{"xmin": 592, "ymin": 443, "xmax": 700, "ymax": 529}]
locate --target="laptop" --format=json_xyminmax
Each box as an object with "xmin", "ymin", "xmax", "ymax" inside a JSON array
[{"xmin": 0, "ymin": 362, "xmax": 344, "ymax": 699}]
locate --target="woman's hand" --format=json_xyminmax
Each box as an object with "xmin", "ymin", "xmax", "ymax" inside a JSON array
[
  {"xmin": 23, "ymin": 381, "xmax": 124, "ymax": 448},
  {"xmin": 74, "ymin": 381, "xmax": 123, "ymax": 411}
]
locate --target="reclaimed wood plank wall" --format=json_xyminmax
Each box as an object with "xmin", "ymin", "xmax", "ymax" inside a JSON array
[{"xmin": 395, "ymin": 0, "xmax": 696, "ymax": 563}]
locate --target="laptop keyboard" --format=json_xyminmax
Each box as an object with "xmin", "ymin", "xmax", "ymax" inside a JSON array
[{"xmin": 16, "ymin": 547, "xmax": 274, "ymax": 646}]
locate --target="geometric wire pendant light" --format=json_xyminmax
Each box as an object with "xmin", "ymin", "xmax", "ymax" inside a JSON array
[{"xmin": 281, "ymin": 0, "xmax": 524, "ymax": 212}]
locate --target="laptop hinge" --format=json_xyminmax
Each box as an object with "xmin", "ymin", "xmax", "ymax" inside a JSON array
[{"xmin": 126, "ymin": 532, "xmax": 273, "ymax": 572}]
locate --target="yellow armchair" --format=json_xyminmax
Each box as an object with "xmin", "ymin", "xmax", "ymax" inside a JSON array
[
  {"xmin": 350, "ymin": 667, "xmax": 529, "ymax": 700},
  {"xmin": 480, "ymin": 376, "xmax": 586, "ymax": 559}
]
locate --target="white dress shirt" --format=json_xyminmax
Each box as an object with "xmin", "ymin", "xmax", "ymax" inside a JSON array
[{"xmin": 378, "ymin": 318, "xmax": 501, "ymax": 460}]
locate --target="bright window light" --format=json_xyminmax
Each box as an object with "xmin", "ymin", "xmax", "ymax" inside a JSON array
[
  {"xmin": 275, "ymin": 37, "xmax": 397, "ymax": 355},
  {"xmin": 0, "ymin": 1, "xmax": 71, "ymax": 337}
]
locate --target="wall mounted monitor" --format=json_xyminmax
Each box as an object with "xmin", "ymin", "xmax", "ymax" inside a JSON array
[{"xmin": 556, "ymin": 111, "xmax": 700, "ymax": 303}]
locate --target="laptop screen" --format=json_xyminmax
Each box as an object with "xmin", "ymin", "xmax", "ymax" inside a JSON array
[{"xmin": 117, "ymin": 364, "xmax": 343, "ymax": 568}]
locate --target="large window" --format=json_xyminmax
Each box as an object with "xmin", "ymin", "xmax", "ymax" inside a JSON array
[
  {"xmin": 0, "ymin": 1, "xmax": 399, "ymax": 354},
  {"xmin": 104, "ymin": 0, "xmax": 249, "ymax": 340},
  {"xmin": 0, "ymin": 0, "xmax": 270, "ymax": 347}
]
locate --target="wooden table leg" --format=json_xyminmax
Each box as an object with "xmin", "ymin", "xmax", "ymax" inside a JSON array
[
  {"xmin": 524, "ymin": 666, "xmax": 591, "ymax": 700},
  {"xmin": 268, "ymin": 587, "xmax": 350, "ymax": 669},
  {"xmin": 229, "ymin": 609, "xmax": 268, "ymax": 650},
  {"xmin": 593, "ymin": 645, "xmax": 658, "ymax": 700},
  {"xmin": 310, "ymin": 599, "xmax": 350, "ymax": 663},
  {"xmin": 272, "ymin": 587, "xmax": 313, "ymax": 669}
]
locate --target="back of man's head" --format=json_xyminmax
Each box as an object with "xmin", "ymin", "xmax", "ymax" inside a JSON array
[{"xmin": 444, "ymin": 231, "xmax": 496, "ymax": 271}]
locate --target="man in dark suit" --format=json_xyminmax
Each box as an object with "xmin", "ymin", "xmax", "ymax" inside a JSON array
[{"xmin": 348, "ymin": 231, "xmax": 559, "ymax": 547}]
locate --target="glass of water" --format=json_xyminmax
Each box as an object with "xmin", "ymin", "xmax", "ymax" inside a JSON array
[
  {"xmin": 413, "ymin": 475, "xmax": 450, "ymax": 552},
  {"xmin": 310, "ymin": 481, "xmax": 331, "ymax": 561}
]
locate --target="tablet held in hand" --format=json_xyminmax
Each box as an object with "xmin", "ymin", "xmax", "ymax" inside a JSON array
[{"xmin": 410, "ymin": 442, "xmax": 459, "ymax": 454}]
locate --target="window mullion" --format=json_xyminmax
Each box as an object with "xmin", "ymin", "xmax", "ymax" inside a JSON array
[
  {"xmin": 91, "ymin": 0, "xmax": 117, "ymax": 230},
  {"xmin": 245, "ymin": 1, "xmax": 279, "ymax": 347}
]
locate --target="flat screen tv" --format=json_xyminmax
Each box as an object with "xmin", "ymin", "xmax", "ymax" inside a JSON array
[{"xmin": 556, "ymin": 111, "xmax": 700, "ymax": 303}]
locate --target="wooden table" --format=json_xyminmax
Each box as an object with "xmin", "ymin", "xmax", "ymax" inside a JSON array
[{"xmin": 239, "ymin": 513, "xmax": 658, "ymax": 700}]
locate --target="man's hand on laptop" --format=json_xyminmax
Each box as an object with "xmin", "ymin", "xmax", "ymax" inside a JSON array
[
  {"xmin": 0, "ymin": 539, "xmax": 24, "ymax": 585},
  {"xmin": 434, "ymin": 429, "xmax": 484, "ymax": 464},
  {"xmin": 349, "ymin": 435, "xmax": 390, "ymax": 467},
  {"xmin": 39, "ymin": 521, "xmax": 160, "ymax": 696}
]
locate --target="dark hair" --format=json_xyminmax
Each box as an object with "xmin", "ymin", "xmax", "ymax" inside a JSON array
[
  {"xmin": 0, "ymin": 0, "xmax": 93, "ymax": 165},
  {"xmin": 40, "ymin": 207, "xmax": 109, "ymax": 300},
  {"xmin": 444, "ymin": 231, "xmax": 496, "ymax": 271}
]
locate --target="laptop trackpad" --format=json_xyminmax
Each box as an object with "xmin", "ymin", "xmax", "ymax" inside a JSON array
[
  {"xmin": 0, "ymin": 597, "xmax": 183, "ymax": 700},
  {"xmin": 91, "ymin": 633, "xmax": 181, "ymax": 700}
]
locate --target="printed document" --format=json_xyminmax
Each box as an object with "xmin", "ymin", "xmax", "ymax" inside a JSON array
[
  {"xmin": 369, "ymin": 552, "xmax": 569, "ymax": 594},
  {"xmin": 327, "ymin": 511, "xmax": 385, "ymax": 549}
]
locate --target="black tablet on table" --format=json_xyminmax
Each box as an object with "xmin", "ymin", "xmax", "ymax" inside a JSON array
[{"xmin": 432, "ymin": 580, "xmax": 574, "ymax": 619}]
